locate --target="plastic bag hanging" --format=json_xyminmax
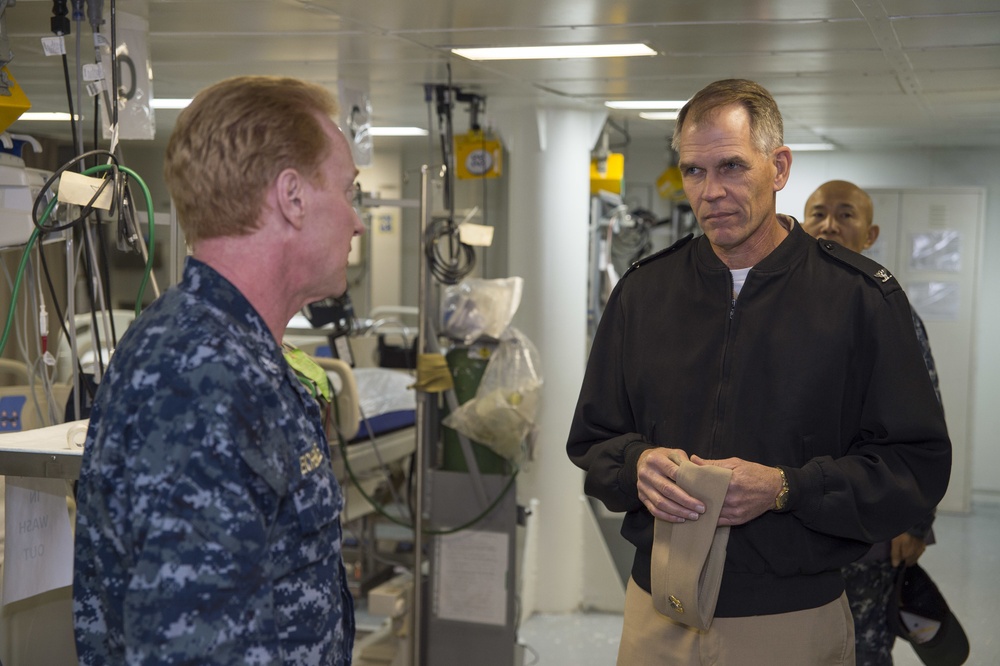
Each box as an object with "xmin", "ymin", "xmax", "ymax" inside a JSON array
[
  {"xmin": 440, "ymin": 277, "xmax": 523, "ymax": 344},
  {"xmin": 441, "ymin": 327, "xmax": 542, "ymax": 462}
]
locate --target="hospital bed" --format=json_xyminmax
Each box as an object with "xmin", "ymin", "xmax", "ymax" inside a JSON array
[{"xmin": 312, "ymin": 357, "xmax": 417, "ymax": 524}]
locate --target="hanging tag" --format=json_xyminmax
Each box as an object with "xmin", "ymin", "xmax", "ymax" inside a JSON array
[
  {"xmin": 459, "ymin": 222, "xmax": 494, "ymax": 247},
  {"xmin": 58, "ymin": 171, "xmax": 115, "ymax": 210},
  {"xmin": 41, "ymin": 36, "xmax": 66, "ymax": 57}
]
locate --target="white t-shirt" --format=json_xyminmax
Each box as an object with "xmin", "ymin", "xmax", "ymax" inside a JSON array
[{"xmin": 731, "ymin": 267, "xmax": 752, "ymax": 297}]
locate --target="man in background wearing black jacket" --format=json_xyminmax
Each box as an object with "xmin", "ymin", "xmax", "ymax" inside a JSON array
[{"xmin": 804, "ymin": 179, "xmax": 942, "ymax": 666}]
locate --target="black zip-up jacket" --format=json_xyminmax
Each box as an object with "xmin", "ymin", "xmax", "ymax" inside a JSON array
[{"xmin": 567, "ymin": 218, "xmax": 951, "ymax": 617}]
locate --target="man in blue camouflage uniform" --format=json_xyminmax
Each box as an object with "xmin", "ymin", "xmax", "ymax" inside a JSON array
[
  {"xmin": 74, "ymin": 76, "xmax": 364, "ymax": 665},
  {"xmin": 804, "ymin": 180, "xmax": 941, "ymax": 666}
]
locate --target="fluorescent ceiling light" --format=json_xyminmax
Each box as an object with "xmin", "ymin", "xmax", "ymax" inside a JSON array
[
  {"xmin": 452, "ymin": 43, "xmax": 655, "ymax": 61},
  {"xmin": 151, "ymin": 98, "xmax": 192, "ymax": 109},
  {"xmin": 22, "ymin": 100, "xmax": 192, "ymax": 117},
  {"xmin": 19, "ymin": 112, "xmax": 77, "ymax": 121},
  {"xmin": 639, "ymin": 111, "xmax": 679, "ymax": 121},
  {"xmin": 368, "ymin": 127, "xmax": 428, "ymax": 137},
  {"xmin": 787, "ymin": 143, "xmax": 836, "ymax": 151},
  {"xmin": 607, "ymin": 100, "xmax": 687, "ymax": 110}
]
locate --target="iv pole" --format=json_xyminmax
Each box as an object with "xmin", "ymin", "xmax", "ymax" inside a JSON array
[{"xmin": 410, "ymin": 163, "xmax": 434, "ymax": 665}]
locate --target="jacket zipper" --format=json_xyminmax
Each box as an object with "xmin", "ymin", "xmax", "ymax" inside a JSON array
[{"xmin": 711, "ymin": 272, "xmax": 738, "ymax": 458}]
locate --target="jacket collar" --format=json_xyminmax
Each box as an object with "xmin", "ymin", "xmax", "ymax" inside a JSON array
[{"xmin": 695, "ymin": 214, "xmax": 807, "ymax": 273}]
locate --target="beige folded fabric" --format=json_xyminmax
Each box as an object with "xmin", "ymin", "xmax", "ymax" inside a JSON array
[{"xmin": 650, "ymin": 460, "xmax": 733, "ymax": 630}]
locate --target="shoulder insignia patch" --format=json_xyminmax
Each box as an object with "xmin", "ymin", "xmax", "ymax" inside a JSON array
[
  {"xmin": 818, "ymin": 240, "xmax": 900, "ymax": 296},
  {"xmin": 300, "ymin": 442, "xmax": 325, "ymax": 476},
  {"xmin": 620, "ymin": 233, "xmax": 695, "ymax": 280}
]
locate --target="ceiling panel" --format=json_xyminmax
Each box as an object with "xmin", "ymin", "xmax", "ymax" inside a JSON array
[
  {"xmin": 314, "ymin": 0, "xmax": 869, "ymax": 29},
  {"xmin": 882, "ymin": 0, "xmax": 1000, "ymax": 14},
  {"xmin": 3, "ymin": 0, "xmax": 999, "ymax": 150},
  {"xmin": 395, "ymin": 22, "xmax": 885, "ymax": 53},
  {"xmin": 894, "ymin": 14, "xmax": 1000, "ymax": 48},
  {"xmin": 907, "ymin": 45, "xmax": 1000, "ymax": 71},
  {"xmin": 148, "ymin": 1, "xmax": 352, "ymax": 33}
]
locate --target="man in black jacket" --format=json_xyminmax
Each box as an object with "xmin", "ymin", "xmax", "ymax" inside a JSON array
[
  {"xmin": 567, "ymin": 79, "xmax": 951, "ymax": 665},
  {"xmin": 804, "ymin": 179, "xmax": 942, "ymax": 666}
]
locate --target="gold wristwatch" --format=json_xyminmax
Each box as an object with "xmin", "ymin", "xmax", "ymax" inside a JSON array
[{"xmin": 773, "ymin": 467, "xmax": 790, "ymax": 511}]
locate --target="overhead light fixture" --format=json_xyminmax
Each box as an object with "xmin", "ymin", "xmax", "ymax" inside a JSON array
[
  {"xmin": 19, "ymin": 112, "xmax": 77, "ymax": 121},
  {"xmin": 368, "ymin": 127, "xmax": 428, "ymax": 137},
  {"xmin": 21, "ymin": 100, "xmax": 193, "ymax": 119},
  {"xmin": 639, "ymin": 111, "xmax": 679, "ymax": 121},
  {"xmin": 606, "ymin": 100, "xmax": 687, "ymax": 110},
  {"xmin": 452, "ymin": 43, "xmax": 656, "ymax": 61},
  {"xmin": 151, "ymin": 98, "xmax": 192, "ymax": 109},
  {"xmin": 786, "ymin": 143, "xmax": 836, "ymax": 151}
]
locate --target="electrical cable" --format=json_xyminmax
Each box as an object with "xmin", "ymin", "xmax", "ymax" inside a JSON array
[
  {"xmin": 21, "ymin": 257, "xmax": 59, "ymax": 426},
  {"xmin": 60, "ymin": 53, "xmax": 78, "ymax": 153},
  {"xmin": 31, "ymin": 150, "xmax": 118, "ymax": 232},
  {"xmin": 96, "ymin": 217, "xmax": 119, "ymax": 346},
  {"xmin": 0, "ymin": 226, "xmax": 42, "ymax": 358},
  {"xmin": 79, "ymin": 223, "xmax": 104, "ymax": 376},
  {"xmin": 92, "ymin": 95, "xmax": 99, "ymax": 167},
  {"xmin": 423, "ymin": 225, "xmax": 463, "ymax": 284},
  {"xmin": 437, "ymin": 77, "xmax": 454, "ymax": 217},
  {"xmin": 32, "ymin": 156, "xmax": 156, "ymax": 315},
  {"xmin": 2, "ymin": 256, "xmax": 31, "ymax": 368},
  {"xmin": 109, "ymin": 0, "xmax": 119, "ymax": 132},
  {"xmin": 424, "ymin": 217, "xmax": 476, "ymax": 285},
  {"xmin": 103, "ymin": 162, "xmax": 159, "ymax": 315},
  {"xmin": 355, "ymin": 405, "xmax": 409, "ymax": 513},
  {"xmin": 32, "ymin": 150, "xmax": 119, "ymax": 376},
  {"xmin": 0, "ymin": 254, "xmax": 48, "ymax": 423},
  {"xmin": 23, "ymin": 260, "xmax": 52, "ymax": 428},
  {"xmin": 35, "ymin": 239, "xmax": 92, "ymax": 395},
  {"xmin": 2, "ymin": 161, "xmax": 155, "ymax": 357},
  {"xmin": 49, "ymin": 1, "xmax": 79, "ymax": 155},
  {"xmin": 3, "ymin": 0, "xmax": 143, "ymax": 404},
  {"xmin": 332, "ymin": 417, "xmax": 517, "ymax": 536},
  {"xmin": 73, "ymin": 2, "xmax": 84, "ymax": 157},
  {"xmin": 424, "ymin": 77, "xmax": 476, "ymax": 285}
]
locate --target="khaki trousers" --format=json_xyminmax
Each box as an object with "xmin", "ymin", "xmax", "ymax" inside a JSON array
[{"xmin": 617, "ymin": 577, "xmax": 856, "ymax": 666}]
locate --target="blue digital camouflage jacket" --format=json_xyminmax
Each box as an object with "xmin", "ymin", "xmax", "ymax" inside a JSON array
[{"xmin": 73, "ymin": 258, "xmax": 354, "ymax": 665}]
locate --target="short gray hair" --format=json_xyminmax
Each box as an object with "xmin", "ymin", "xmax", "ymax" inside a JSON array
[{"xmin": 672, "ymin": 79, "xmax": 783, "ymax": 155}]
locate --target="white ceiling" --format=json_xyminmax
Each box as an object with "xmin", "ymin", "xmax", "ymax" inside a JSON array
[{"xmin": 4, "ymin": 0, "xmax": 1000, "ymax": 152}]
